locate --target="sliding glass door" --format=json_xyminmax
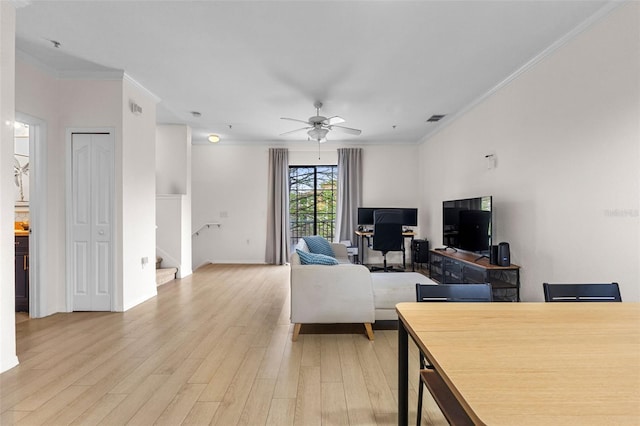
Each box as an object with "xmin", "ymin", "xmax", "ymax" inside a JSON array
[{"xmin": 289, "ymin": 166, "xmax": 337, "ymax": 247}]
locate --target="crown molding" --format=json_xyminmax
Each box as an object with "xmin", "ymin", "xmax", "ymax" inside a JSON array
[
  {"xmin": 16, "ymin": 49, "xmax": 161, "ymax": 103},
  {"xmin": 419, "ymin": 1, "xmax": 625, "ymax": 145},
  {"xmin": 123, "ymin": 73, "xmax": 161, "ymax": 104}
]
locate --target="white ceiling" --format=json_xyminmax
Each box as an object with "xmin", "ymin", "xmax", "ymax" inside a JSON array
[{"xmin": 14, "ymin": 1, "xmax": 612, "ymax": 145}]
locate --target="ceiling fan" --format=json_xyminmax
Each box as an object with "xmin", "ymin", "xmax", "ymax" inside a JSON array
[{"xmin": 280, "ymin": 101, "xmax": 362, "ymax": 143}]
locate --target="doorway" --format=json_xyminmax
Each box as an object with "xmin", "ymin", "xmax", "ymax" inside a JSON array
[
  {"xmin": 13, "ymin": 122, "xmax": 29, "ymax": 312},
  {"xmin": 14, "ymin": 113, "xmax": 46, "ymax": 318}
]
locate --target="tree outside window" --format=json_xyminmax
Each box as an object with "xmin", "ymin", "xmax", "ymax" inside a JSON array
[{"xmin": 289, "ymin": 166, "xmax": 337, "ymax": 247}]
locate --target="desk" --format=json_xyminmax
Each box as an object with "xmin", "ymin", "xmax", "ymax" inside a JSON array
[
  {"xmin": 396, "ymin": 302, "xmax": 640, "ymax": 425},
  {"xmin": 355, "ymin": 230, "xmax": 415, "ymax": 271}
]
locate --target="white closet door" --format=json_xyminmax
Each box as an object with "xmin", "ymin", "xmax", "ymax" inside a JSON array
[{"xmin": 71, "ymin": 133, "xmax": 113, "ymax": 311}]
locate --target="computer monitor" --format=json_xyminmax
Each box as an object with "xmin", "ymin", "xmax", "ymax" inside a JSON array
[
  {"xmin": 357, "ymin": 207, "xmax": 418, "ymax": 226},
  {"xmin": 357, "ymin": 208, "xmax": 375, "ymax": 226}
]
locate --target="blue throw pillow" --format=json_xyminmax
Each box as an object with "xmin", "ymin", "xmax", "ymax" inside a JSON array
[
  {"xmin": 302, "ymin": 235, "xmax": 335, "ymax": 258},
  {"xmin": 296, "ymin": 249, "xmax": 339, "ymax": 265}
]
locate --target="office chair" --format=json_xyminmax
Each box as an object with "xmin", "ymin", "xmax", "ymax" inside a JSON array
[
  {"xmin": 370, "ymin": 209, "xmax": 404, "ymax": 272},
  {"xmin": 543, "ymin": 282, "xmax": 621, "ymax": 302},
  {"xmin": 415, "ymin": 283, "xmax": 492, "ymax": 426}
]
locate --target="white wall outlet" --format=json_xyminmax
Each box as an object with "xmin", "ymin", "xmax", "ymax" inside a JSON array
[{"xmin": 141, "ymin": 256, "xmax": 149, "ymax": 268}]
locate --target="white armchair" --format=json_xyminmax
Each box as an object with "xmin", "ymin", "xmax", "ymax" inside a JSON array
[{"xmin": 290, "ymin": 242, "xmax": 375, "ymax": 341}]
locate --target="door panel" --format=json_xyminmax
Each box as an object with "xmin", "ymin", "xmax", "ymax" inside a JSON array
[
  {"xmin": 73, "ymin": 241, "xmax": 89, "ymax": 311},
  {"xmin": 95, "ymin": 241, "xmax": 110, "ymax": 296},
  {"xmin": 73, "ymin": 144, "xmax": 91, "ymax": 225},
  {"xmin": 71, "ymin": 133, "xmax": 113, "ymax": 311}
]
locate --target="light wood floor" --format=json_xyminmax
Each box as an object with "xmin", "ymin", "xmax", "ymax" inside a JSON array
[{"xmin": 1, "ymin": 264, "xmax": 447, "ymax": 425}]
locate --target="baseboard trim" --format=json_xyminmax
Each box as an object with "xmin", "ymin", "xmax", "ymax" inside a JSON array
[
  {"xmin": 122, "ymin": 289, "xmax": 158, "ymax": 311},
  {"xmin": 1, "ymin": 355, "xmax": 20, "ymax": 374},
  {"xmin": 177, "ymin": 268, "xmax": 192, "ymax": 279}
]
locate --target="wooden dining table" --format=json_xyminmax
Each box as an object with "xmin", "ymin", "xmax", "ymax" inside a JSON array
[{"xmin": 396, "ymin": 302, "xmax": 640, "ymax": 425}]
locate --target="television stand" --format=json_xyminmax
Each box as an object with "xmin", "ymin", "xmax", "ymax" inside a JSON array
[
  {"xmin": 429, "ymin": 249, "xmax": 520, "ymax": 302},
  {"xmin": 434, "ymin": 246, "xmax": 457, "ymax": 252}
]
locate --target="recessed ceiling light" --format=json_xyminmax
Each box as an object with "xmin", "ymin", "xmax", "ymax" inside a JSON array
[{"xmin": 208, "ymin": 134, "xmax": 220, "ymax": 143}]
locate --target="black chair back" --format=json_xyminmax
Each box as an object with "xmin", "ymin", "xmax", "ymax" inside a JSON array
[
  {"xmin": 372, "ymin": 209, "xmax": 403, "ymax": 253},
  {"xmin": 416, "ymin": 283, "xmax": 493, "ymax": 302},
  {"xmin": 414, "ymin": 282, "xmax": 492, "ymax": 426},
  {"xmin": 543, "ymin": 282, "xmax": 621, "ymax": 302}
]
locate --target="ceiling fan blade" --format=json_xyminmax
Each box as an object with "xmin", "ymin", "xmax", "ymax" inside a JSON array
[
  {"xmin": 280, "ymin": 126, "xmax": 311, "ymax": 136},
  {"xmin": 323, "ymin": 116, "xmax": 345, "ymax": 126},
  {"xmin": 331, "ymin": 125, "xmax": 362, "ymax": 135},
  {"xmin": 281, "ymin": 117, "xmax": 310, "ymax": 125}
]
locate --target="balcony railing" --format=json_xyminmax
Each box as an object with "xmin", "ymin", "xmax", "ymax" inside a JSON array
[{"xmin": 290, "ymin": 217, "xmax": 335, "ymax": 247}]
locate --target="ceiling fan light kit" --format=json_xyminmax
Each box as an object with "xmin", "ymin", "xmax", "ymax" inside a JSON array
[
  {"xmin": 281, "ymin": 101, "xmax": 362, "ymax": 143},
  {"xmin": 307, "ymin": 127, "xmax": 329, "ymax": 142}
]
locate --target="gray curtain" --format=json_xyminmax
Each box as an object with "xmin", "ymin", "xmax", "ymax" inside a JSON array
[
  {"xmin": 265, "ymin": 148, "xmax": 290, "ymax": 265},
  {"xmin": 335, "ymin": 148, "xmax": 363, "ymax": 244}
]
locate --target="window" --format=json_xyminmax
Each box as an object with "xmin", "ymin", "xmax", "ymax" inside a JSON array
[{"xmin": 289, "ymin": 165, "xmax": 337, "ymax": 247}]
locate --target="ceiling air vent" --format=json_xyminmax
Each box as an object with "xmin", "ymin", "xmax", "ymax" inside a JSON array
[{"xmin": 427, "ymin": 114, "xmax": 446, "ymax": 122}]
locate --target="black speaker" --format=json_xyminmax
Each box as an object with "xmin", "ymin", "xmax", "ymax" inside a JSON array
[
  {"xmin": 498, "ymin": 242, "xmax": 510, "ymax": 266},
  {"xmin": 490, "ymin": 245, "xmax": 499, "ymax": 265},
  {"xmin": 412, "ymin": 239, "xmax": 430, "ymax": 263}
]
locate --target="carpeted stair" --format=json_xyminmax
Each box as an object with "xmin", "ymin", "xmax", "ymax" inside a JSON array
[{"xmin": 156, "ymin": 257, "xmax": 177, "ymax": 287}]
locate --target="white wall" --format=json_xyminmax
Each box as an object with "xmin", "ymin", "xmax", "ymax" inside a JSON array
[
  {"xmin": 360, "ymin": 144, "xmax": 422, "ymax": 265},
  {"xmin": 59, "ymin": 78, "xmax": 123, "ymax": 311},
  {"xmin": 191, "ymin": 142, "xmax": 421, "ymax": 267},
  {"xmin": 362, "ymin": 145, "xmax": 420, "ymax": 208},
  {"xmin": 180, "ymin": 126, "xmax": 193, "ymax": 277},
  {"xmin": 17, "ymin": 65, "xmax": 124, "ymax": 314},
  {"xmin": 192, "ymin": 144, "xmax": 269, "ymax": 266},
  {"xmin": 288, "ymin": 145, "xmax": 338, "ymax": 165},
  {"xmin": 59, "ymin": 78, "xmax": 125, "ymax": 312},
  {"xmin": 156, "ymin": 124, "xmax": 193, "ymax": 278},
  {"xmin": 157, "ymin": 195, "xmax": 183, "ymax": 265},
  {"xmin": 0, "ymin": 1, "xmax": 18, "ymax": 373},
  {"xmin": 15, "ymin": 60, "xmax": 62, "ymax": 316},
  {"xmin": 156, "ymin": 124, "xmax": 188, "ymax": 194},
  {"xmin": 121, "ymin": 79, "xmax": 158, "ymax": 310},
  {"xmin": 14, "ymin": 59, "xmax": 160, "ymax": 313},
  {"xmin": 419, "ymin": 2, "xmax": 639, "ymax": 302}
]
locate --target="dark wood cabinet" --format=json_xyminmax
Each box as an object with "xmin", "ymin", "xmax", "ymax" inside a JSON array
[
  {"xmin": 15, "ymin": 235, "xmax": 29, "ymax": 312},
  {"xmin": 429, "ymin": 249, "xmax": 520, "ymax": 302}
]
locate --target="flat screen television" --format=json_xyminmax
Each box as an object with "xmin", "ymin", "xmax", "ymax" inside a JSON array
[
  {"xmin": 357, "ymin": 207, "xmax": 418, "ymax": 227},
  {"xmin": 442, "ymin": 196, "xmax": 492, "ymax": 254}
]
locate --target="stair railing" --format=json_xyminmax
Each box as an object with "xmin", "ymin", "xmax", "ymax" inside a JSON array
[{"xmin": 192, "ymin": 222, "xmax": 221, "ymax": 237}]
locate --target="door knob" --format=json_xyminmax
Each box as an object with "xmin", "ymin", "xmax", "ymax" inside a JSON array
[{"xmin": 99, "ymin": 230, "xmax": 105, "ymax": 235}]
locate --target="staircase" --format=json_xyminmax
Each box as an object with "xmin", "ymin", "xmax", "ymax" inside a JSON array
[{"xmin": 156, "ymin": 257, "xmax": 178, "ymax": 287}]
